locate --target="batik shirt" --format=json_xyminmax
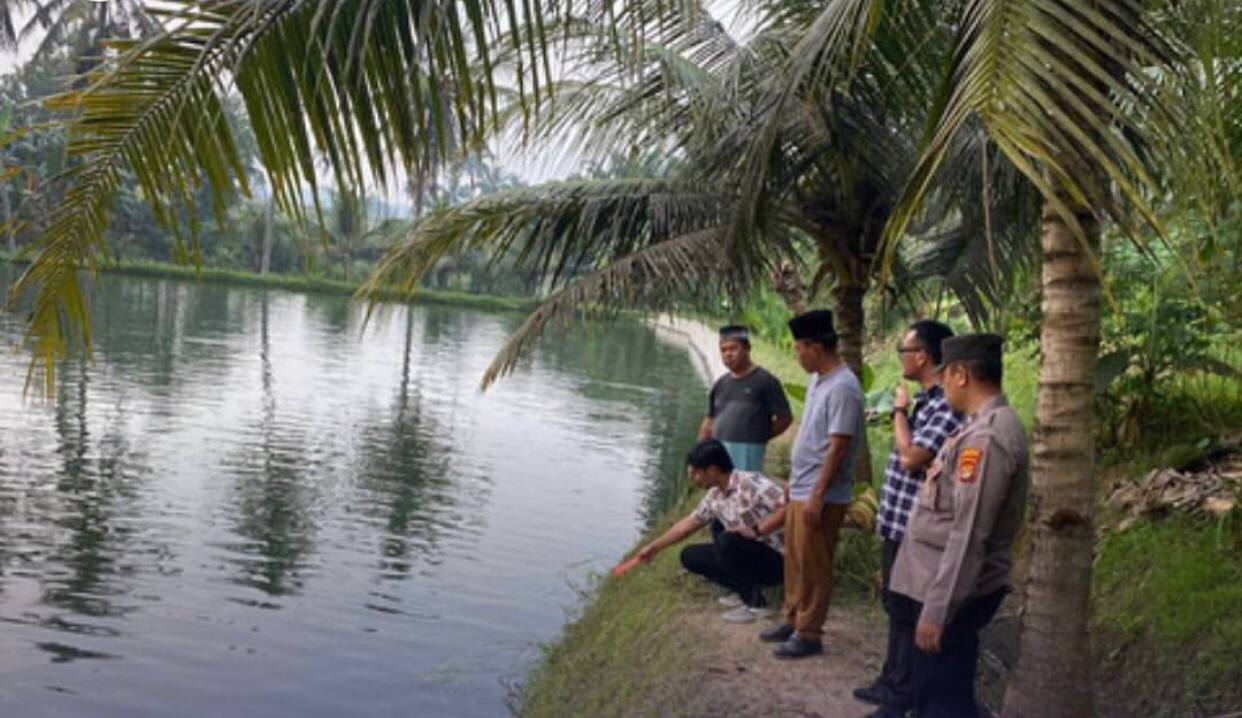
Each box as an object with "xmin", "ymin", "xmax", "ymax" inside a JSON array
[
  {"xmin": 877, "ymin": 384, "xmax": 960, "ymax": 542},
  {"xmin": 691, "ymin": 470, "xmax": 786, "ymax": 553}
]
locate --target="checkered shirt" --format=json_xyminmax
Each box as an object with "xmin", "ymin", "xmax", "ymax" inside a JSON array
[{"xmin": 877, "ymin": 385, "xmax": 961, "ymax": 542}]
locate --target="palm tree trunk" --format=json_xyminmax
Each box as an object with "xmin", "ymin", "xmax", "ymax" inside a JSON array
[
  {"xmin": 1002, "ymin": 198, "xmax": 1100, "ymax": 717},
  {"xmin": 2, "ymin": 184, "xmax": 14, "ymax": 255},
  {"xmin": 831, "ymin": 280, "xmax": 866, "ymax": 373},
  {"xmin": 260, "ymin": 198, "xmax": 274, "ymax": 275},
  {"xmin": 831, "ymin": 279, "xmax": 872, "ymax": 485}
]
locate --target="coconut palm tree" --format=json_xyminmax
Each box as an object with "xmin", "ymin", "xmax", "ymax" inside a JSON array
[
  {"xmin": 12, "ymin": 0, "xmax": 1236, "ymax": 710},
  {"xmin": 778, "ymin": 0, "xmax": 1216, "ymax": 714},
  {"xmin": 3, "ymin": 0, "xmax": 158, "ymax": 72},
  {"xmin": 10, "ymin": 0, "xmax": 558, "ymax": 389},
  {"xmin": 361, "ymin": 2, "xmax": 1037, "ymax": 390}
]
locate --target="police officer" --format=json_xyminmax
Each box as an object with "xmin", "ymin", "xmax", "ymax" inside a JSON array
[{"xmin": 886, "ymin": 333, "xmax": 1029, "ymax": 718}]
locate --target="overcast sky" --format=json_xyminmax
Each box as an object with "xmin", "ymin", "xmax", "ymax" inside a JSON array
[{"xmin": 0, "ymin": 0, "xmax": 754, "ymax": 212}]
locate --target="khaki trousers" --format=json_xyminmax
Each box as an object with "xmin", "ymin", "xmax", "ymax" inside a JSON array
[{"xmin": 781, "ymin": 500, "xmax": 848, "ymax": 641}]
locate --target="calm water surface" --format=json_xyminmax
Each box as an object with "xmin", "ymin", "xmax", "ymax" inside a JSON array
[{"xmin": 0, "ymin": 267, "xmax": 703, "ymax": 717}]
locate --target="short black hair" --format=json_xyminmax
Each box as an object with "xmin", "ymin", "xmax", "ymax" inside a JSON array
[
  {"xmin": 686, "ymin": 439, "xmax": 734, "ymax": 474},
  {"xmin": 961, "ymin": 356, "xmax": 1004, "ymax": 384},
  {"xmin": 909, "ymin": 320, "xmax": 954, "ymax": 365},
  {"xmin": 803, "ymin": 333, "xmax": 838, "ymax": 352}
]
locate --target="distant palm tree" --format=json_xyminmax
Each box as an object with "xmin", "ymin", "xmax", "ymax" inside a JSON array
[{"xmin": 0, "ymin": 0, "xmax": 157, "ymax": 69}]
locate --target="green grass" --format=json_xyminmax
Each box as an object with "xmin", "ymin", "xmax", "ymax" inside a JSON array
[
  {"xmin": 1092, "ymin": 514, "xmax": 1242, "ymax": 714},
  {"xmin": 3, "ymin": 255, "xmax": 536, "ymax": 313},
  {"xmin": 519, "ymin": 488, "xmax": 883, "ymax": 718},
  {"xmin": 518, "ymin": 329, "xmax": 888, "ymax": 717},
  {"xmin": 518, "ymin": 493, "xmax": 718, "ymax": 718}
]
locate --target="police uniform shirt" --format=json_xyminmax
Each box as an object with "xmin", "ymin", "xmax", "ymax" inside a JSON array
[{"xmin": 888, "ymin": 394, "xmax": 1030, "ymax": 627}]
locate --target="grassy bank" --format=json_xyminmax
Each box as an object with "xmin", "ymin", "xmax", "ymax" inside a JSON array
[
  {"xmin": 521, "ymin": 322, "xmax": 1241, "ymax": 717},
  {"xmin": 518, "ymin": 332, "xmax": 887, "ymax": 717},
  {"xmin": 2, "ymin": 255, "xmax": 536, "ymax": 313},
  {"xmin": 1092, "ymin": 513, "xmax": 1242, "ymax": 716},
  {"xmin": 518, "ymin": 492, "xmax": 716, "ymax": 717}
]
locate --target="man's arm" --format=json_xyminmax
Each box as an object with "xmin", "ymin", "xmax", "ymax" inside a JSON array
[
  {"xmin": 638, "ymin": 514, "xmax": 708, "ymax": 561},
  {"xmin": 700, "ymin": 381, "xmax": 718, "ymax": 440},
  {"xmin": 756, "ymin": 504, "xmax": 787, "ymax": 536},
  {"xmin": 766, "ymin": 376, "xmax": 794, "ymax": 439},
  {"xmin": 893, "ymin": 411, "xmax": 935, "ymax": 471},
  {"xmin": 698, "ymin": 417, "xmax": 715, "ymax": 441},
  {"xmin": 802, "ymin": 433, "xmax": 853, "ymax": 526},
  {"xmin": 770, "ymin": 413, "xmax": 793, "ymax": 439},
  {"xmin": 893, "ymin": 383, "xmax": 953, "ymax": 472}
]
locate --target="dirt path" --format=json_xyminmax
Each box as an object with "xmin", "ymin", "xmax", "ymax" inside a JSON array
[{"xmin": 673, "ymin": 602, "xmax": 887, "ymax": 718}]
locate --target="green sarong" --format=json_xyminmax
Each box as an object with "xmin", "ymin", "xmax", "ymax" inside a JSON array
[{"xmin": 720, "ymin": 440, "xmax": 767, "ymax": 473}]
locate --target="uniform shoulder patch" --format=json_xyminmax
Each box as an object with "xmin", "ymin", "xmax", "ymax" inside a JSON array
[{"xmin": 957, "ymin": 447, "xmax": 983, "ymax": 483}]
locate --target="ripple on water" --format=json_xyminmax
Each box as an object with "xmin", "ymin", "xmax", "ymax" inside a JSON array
[{"xmin": 0, "ymin": 269, "xmax": 704, "ymax": 717}]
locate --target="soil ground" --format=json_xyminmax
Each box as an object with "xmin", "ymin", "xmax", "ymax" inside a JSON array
[{"xmin": 675, "ymin": 604, "xmax": 885, "ymax": 718}]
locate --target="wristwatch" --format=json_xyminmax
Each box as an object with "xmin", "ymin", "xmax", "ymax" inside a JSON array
[{"xmin": 892, "ymin": 405, "xmax": 908, "ymax": 418}]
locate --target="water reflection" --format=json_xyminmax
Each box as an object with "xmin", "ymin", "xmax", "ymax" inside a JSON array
[
  {"xmin": 46, "ymin": 361, "xmax": 140, "ymax": 620},
  {"xmin": 355, "ymin": 308, "xmax": 457, "ymax": 580},
  {"xmin": 223, "ymin": 295, "xmax": 317, "ymax": 598},
  {"xmin": 0, "ymin": 265, "xmax": 704, "ymax": 717}
]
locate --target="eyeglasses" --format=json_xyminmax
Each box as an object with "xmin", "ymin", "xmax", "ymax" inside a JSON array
[{"xmin": 896, "ymin": 343, "xmax": 924, "ymax": 355}]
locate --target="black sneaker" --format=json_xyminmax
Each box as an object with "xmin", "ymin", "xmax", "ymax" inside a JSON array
[
  {"xmin": 758, "ymin": 623, "xmax": 795, "ymax": 643},
  {"xmin": 773, "ymin": 635, "xmax": 823, "ymax": 659},
  {"xmin": 853, "ymin": 681, "xmax": 895, "ymax": 706}
]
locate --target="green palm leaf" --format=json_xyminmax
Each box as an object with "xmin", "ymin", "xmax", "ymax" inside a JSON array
[
  {"xmin": 360, "ymin": 177, "xmax": 732, "ymax": 301},
  {"xmin": 13, "ymin": 0, "xmax": 554, "ymax": 392},
  {"xmin": 880, "ymin": 0, "xmax": 1178, "ymax": 276},
  {"xmin": 477, "ymin": 228, "xmax": 732, "ymax": 388}
]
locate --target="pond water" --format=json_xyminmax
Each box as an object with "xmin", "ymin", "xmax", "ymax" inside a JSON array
[{"xmin": 0, "ymin": 266, "xmax": 704, "ymax": 717}]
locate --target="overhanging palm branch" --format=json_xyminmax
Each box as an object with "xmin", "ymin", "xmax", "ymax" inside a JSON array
[
  {"xmin": 880, "ymin": 0, "xmax": 1180, "ymax": 268},
  {"xmin": 12, "ymin": 0, "xmax": 555, "ymax": 392},
  {"xmin": 1145, "ymin": 0, "xmax": 1242, "ymax": 229},
  {"xmin": 363, "ymin": 0, "xmax": 1034, "ymax": 387},
  {"xmin": 361, "ymin": 177, "xmax": 735, "ymax": 299},
  {"xmin": 477, "ymin": 228, "xmax": 735, "ymax": 388}
]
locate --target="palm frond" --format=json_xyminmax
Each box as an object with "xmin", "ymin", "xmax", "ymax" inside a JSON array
[
  {"xmin": 903, "ymin": 128, "xmax": 1042, "ymax": 322},
  {"xmin": 14, "ymin": 0, "xmax": 554, "ymax": 392},
  {"xmin": 478, "ymin": 228, "xmax": 733, "ymax": 389},
  {"xmin": 1146, "ymin": 0, "xmax": 1242, "ymax": 228},
  {"xmin": 359, "ymin": 177, "xmax": 731, "ymax": 301},
  {"xmin": 880, "ymin": 0, "xmax": 1178, "ymax": 280}
]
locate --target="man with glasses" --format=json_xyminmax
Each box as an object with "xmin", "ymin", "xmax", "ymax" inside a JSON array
[{"xmin": 855, "ymin": 320, "xmax": 960, "ymax": 715}]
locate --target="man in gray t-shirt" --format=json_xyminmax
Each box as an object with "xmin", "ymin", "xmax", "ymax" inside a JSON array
[
  {"xmin": 760, "ymin": 309, "xmax": 866, "ymax": 660},
  {"xmin": 789, "ymin": 365, "xmax": 864, "ymax": 504}
]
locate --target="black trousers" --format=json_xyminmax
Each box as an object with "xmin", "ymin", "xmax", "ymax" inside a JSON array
[
  {"xmin": 890, "ymin": 587, "xmax": 1008, "ymax": 718},
  {"xmin": 679, "ymin": 520, "xmax": 784, "ymax": 607},
  {"xmin": 878, "ymin": 538, "xmax": 914, "ymax": 703}
]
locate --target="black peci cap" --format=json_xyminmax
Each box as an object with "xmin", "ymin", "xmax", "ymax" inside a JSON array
[
  {"xmin": 788, "ymin": 309, "xmax": 835, "ymax": 341},
  {"xmin": 937, "ymin": 333, "xmax": 1004, "ymax": 370},
  {"xmin": 719, "ymin": 324, "xmax": 750, "ymax": 342}
]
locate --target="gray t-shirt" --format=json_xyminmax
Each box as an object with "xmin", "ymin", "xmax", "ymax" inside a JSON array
[
  {"xmin": 789, "ymin": 365, "xmax": 865, "ymax": 505},
  {"xmin": 708, "ymin": 368, "xmax": 792, "ymax": 444}
]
